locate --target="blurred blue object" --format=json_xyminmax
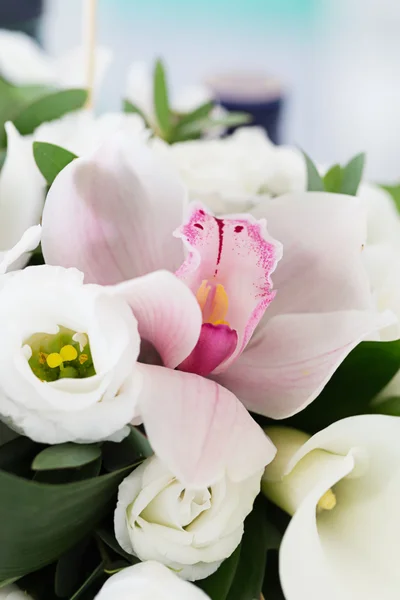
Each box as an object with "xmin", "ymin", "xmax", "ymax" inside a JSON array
[
  {"xmin": 207, "ymin": 73, "xmax": 284, "ymax": 144},
  {"xmin": 0, "ymin": 0, "xmax": 43, "ymax": 39}
]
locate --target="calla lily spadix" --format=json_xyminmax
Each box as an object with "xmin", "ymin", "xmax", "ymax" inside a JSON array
[
  {"xmin": 262, "ymin": 416, "xmax": 400, "ymax": 600},
  {"xmin": 41, "ymin": 131, "xmax": 393, "ymax": 420}
]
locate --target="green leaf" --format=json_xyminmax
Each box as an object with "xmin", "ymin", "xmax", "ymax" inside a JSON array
[
  {"xmin": 340, "ymin": 152, "xmax": 365, "ymax": 196},
  {"xmin": 96, "ymin": 525, "xmax": 137, "ymax": 563},
  {"xmin": 197, "ymin": 547, "xmax": 241, "ymax": 600},
  {"xmin": 285, "ymin": 340, "xmax": 400, "ymax": 433},
  {"xmin": 102, "ymin": 426, "xmax": 152, "ymax": 472},
  {"xmin": 12, "ymin": 88, "xmax": 87, "ymax": 137},
  {"xmin": 226, "ymin": 497, "xmax": 270, "ymax": 600},
  {"xmin": 0, "ymin": 464, "xmax": 132, "ymax": 578},
  {"xmin": 172, "ymin": 112, "xmax": 251, "ymax": 142},
  {"xmin": 175, "ymin": 100, "xmax": 214, "ymax": 125},
  {"xmin": 0, "ymin": 436, "xmax": 42, "ymax": 477},
  {"xmin": 0, "ymin": 79, "xmax": 53, "ymax": 147},
  {"xmin": 69, "ymin": 562, "xmax": 105, "ymax": 600},
  {"xmin": 0, "ymin": 577, "xmax": 20, "ymax": 589},
  {"xmin": 323, "ymin": 164, "xmax": 343, "ymax": 193},
  {"xmin": 55, "ymin": 538, "xmax": 91, "ymax": 598},
  {"xmin": 32, "ymin": 443, "xmax": 101, "ymax": 471},
  {"xmin": 302, "ymin": 151, "xmax": 324, "ymax": 192},
  {"xmin": 381, "ymin": 184, "xmax": 400, "ymax": 214},
  {"xmin": 371, "ymin": 396, "xmax": 400, "ymax": 416},
  {"xmin": 123, "ymin": 99, "xmax": 152, "ymax": 128},
  {"xmin": 33, "ymin": 141, "xmax": 77, "ymax": 186},
  {"xmin": 153, "ymin": 59, "xmax": 171, "ymax": 135}
]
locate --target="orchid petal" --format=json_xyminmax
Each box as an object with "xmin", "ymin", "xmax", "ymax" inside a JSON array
[
  {"xmin": 217, "ymin": 309, "xmax": 394, "ymax": 419},
  {"xmin": 175, "ymin": 204, "xmax": 282, "ymax": 371},
  {"xmin": 136, "ymin": 363, "xmax": 276, "ymax": 487},
  {"xmin": 108, "ymin": 270, "xmax": 202, "ymax": 369},
  {"xmin": 216, "ymin": 192, "xmax": 390, "ymax": 418},
  {"xmin": 178, "ymin": 323, "xmax": 238, "ymax": 376},
  {"xmin": 0, "ymin": 123, "xmax": 44, "ymax": 252},
  {"xmin": 42, "ymin": 132, "xmax": 187, "ymax": 284}
]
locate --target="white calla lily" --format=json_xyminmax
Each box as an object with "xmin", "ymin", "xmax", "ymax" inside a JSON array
[
  {"xmin": 0, "ymin": 264, "xmax": 142, "ymax": 444},
  {"xmin": 115, "ymin": 454, "xmax": 262, "ymax": 581},
  {"xmin": 262, "ymin": 416, "xmax": 400, "ymax": 600},
  {"xmin": 95, "ymin": 561, "xmax": 210, "ymax": 599}
]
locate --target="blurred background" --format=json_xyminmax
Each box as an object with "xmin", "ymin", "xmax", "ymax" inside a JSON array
[{"xmin": 2, "ymin": 0, "xmax": 400, "ymax": 182}]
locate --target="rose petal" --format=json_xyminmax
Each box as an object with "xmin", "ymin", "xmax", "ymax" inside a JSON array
[
  {"xmin": 42, "ymin": 132, "xmax": 186, "ymax": 284},
  {"xmin": 136, "ymin": 363, "xmax": 276, "ymax": 487},
  {"xmin": 108, "ymin": 270, "xmax": 202, "ymax": 369}
]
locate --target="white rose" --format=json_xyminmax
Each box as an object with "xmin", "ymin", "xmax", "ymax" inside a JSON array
[
  {"xmin": 152, "ymin": 126, "xmax": 306, "ymax": 213},
  {"xmin": 0, "ymin": 265, "xmax": 141, "ymax": 444},
  {"xmin": 95, "ymin": 561, "xmax": 209, "ymax": 599},
  {"xmin": 262, "ymin": 416, "xmax": 400, "ymax": 600},
  {"xmin": 0, "ymin": 585, "xmax": 31, "ymax": 600},
  {"xmin": 34, "ymin": 111, "xmax": 148, "ymax": 157},
  {"xmin": 114, "ymin": 455, "xmax": 262, "ymax": 581}
]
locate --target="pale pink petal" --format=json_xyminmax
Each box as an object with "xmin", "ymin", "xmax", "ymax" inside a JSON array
[
  {"xmin": 216, "ymin": 309, "xmax": 394, "ymax": 419},
  {"xmin": 107, "ymin": 270, "xmax": 202, "ymax": 369},
  {"xmin": 136, "ymin": 363, "xmax": 276, "ymax": 487},
  {"xmin": 251, "ymin": 193, "xmax": 373, "ymax": 320},
  {"xmin": 42, "ymin": 132, "xmax": 186, "ymax": 285},
  {"xmin": 216, "ymin": 192, "xmax": 389, "ymax": 418},
  {"xmin": 178, "ymin": 323, "xmax": 238, "ymax": 375},
  {"xmin": 174, "ymin": 203, "xmax": 282, "ymax": 371}
]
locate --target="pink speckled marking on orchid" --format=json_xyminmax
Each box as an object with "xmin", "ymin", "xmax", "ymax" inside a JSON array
[{"xmin": 174, "ymin": 203, "xmax": 282, "ymax": 373}]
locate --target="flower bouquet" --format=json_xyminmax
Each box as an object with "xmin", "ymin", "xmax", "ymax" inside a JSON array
[{"xmin": 0, "ymin": 5, "xmax": 399, "ymax": 600}]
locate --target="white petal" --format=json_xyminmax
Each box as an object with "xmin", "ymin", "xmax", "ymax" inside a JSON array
[
  {"xmin": 94, "ymin": 561, "xmax": 210, "ymax": 599},
  {"xmin": 0, "ymin": 29, "xmax": 56, "ymax": 85},
  {"xmin": 0, "ymin": 123, "xmax": 44, "ymax": 253},
  {"xmin": 279, "ymin": 415, "xmax": 400, "ymax": 600}
]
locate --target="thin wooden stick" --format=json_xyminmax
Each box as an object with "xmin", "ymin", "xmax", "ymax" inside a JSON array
[{"xmin": 83, "ymin": 0, "xmax": 97, "ymax": 109}]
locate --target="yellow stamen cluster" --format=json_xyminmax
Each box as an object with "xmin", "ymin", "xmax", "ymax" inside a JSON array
[
  {"xmin": 196, "ymin": 279, "xmax": 230, "ymax": 326},
  {"xmin": 46, "ymin": 345, "xmax": 78, "ymax": 369}
]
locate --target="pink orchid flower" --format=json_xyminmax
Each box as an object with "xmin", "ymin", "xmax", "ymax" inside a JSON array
[{"xmin": 41, "ymin": 132, "xmax": 392, "ymax": 431}]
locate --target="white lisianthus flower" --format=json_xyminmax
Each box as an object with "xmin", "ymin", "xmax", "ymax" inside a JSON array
[
  {"xmin": 152, "ymin": 126, "xmax": 306, "ymax": 213},
  {"xmin": 262, "ymin": 416, "xmax": 400, "ymax": 600},
  {"xmin": 0, "ymin": 265, "xmax": 142, "ymax": 444},
  {"xmin": 0, "ymin": 585, "xmax": 31, "ymax": 599},
  {"xmin": 0, "ymin": 29, "xmax": 111, "ymax": 89},
  {"xmin": 95, "ymin": 561, "xmax": 210, "ymax": 599},
  {"xmin": 0, "ymin": 122, "xmax": 44, "ymax": 269},
  {"xmin": 114, "ymin": 454, "xmax": 262, "ymax": 581}
]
